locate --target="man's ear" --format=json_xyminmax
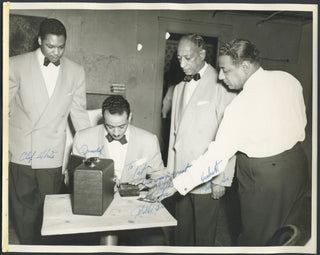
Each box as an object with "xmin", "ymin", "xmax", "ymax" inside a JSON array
[
  {"xmin": 199, "ymin": 49, "xmax": 206, "ymax": 61},
  {"xmin": 38, "ymin": 36, "xmax": 42, "ymax": 46},
  {"xmin": 128, "ymin": 112, "xmax": 133, "ymax": 123},
  {"xmin": 241, "ymin": 60, "xmax": 251, "ymax": 74}
]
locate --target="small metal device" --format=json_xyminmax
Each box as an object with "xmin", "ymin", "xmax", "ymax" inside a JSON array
[{"xmin": 118, "ymin": 183, "xmax": 140, "ymax": 197}]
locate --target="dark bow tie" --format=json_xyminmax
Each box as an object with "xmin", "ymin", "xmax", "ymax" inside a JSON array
[
  {"xmin": 43, "ymin": 57, "xmax": 60, "ymax": 67},
  {"xmin": 106, "ymin": 133, "xmax": 128, "ymax": 145},
  {"xmin": 183, "ymin": 73, "xmax": 201, "ymax": 82}
]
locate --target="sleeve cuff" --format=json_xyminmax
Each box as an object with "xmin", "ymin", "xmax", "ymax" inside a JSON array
[{"xmin": 173, "ymin": 172, "xmax": 197, "ymax": 196}]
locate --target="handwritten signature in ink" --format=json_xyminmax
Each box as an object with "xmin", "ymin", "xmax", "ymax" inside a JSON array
[
  {"xmin": 79, "ymin": 144, "xmax": 104, "ymax": 156},
  {"xmin": 200, "ymin": 160, "xmax": 222, "ymax": 183},
  {"xmin": 198, "ymin": 172, "xmax": 230, "ymax": 194},
  {"xmin": 125, "ymin": 160, "xmax": 149, "ymax": 180},
  {"xmin": 142, "ymin": 174, "xmax": 174, "ymax": 201},
  {"xmin": 131, "ymin": 203, "xmax": 164, "ymax": 218},
  {"xmin": 173, "ymin": 162, "xmax": 192, "ymax": 177},
  {"xmin": 19, "ymin": 149, "xmax": 58, "ymax": 163}
]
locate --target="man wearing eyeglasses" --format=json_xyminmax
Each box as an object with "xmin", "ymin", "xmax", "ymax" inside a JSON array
[{"xmin": 72, "ymin": 95, "xmax": 165, "ymax": 245}]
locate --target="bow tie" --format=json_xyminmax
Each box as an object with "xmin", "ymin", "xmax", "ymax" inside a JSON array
[
  {"xmin": 43, "ymin": 57, "xmax": 60, "ymax": 67},
  {"xmin": 106, "ymin": 133, "xmax": 128, "ymax": 145},
  {"xmin": 183, "ymin": 73, "xmax": 201, "ymax": 82}
]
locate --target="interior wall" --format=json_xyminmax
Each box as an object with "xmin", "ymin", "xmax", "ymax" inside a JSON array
[{"xmin": 9, "ymin": 9, "xmax": 313, "ymax": 145}]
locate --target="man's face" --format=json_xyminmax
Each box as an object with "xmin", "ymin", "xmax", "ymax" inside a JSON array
[
  {"xmin": 218, "ymin": 55, "xmax": 248, "ymax": 90},
  {"xmin": 104, "ymin": 110, "xmax": 130, "ymax": 140},
  {"xmin": 177, "ymin": 40, "xmax": 205, "ymax": 75},
  {"xmin": 38, "ymin": 34, "xmax": 66, "ymax": 63}
]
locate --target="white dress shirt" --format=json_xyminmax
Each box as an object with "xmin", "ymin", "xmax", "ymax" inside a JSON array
[
  {"xmin": 183, "ymin": 62, "xmax": 208, "ymax": 107},
  {"xmin": 37, "ymin": 48, "xmax": 60, "ymax": 98},
  {"xmin": 105, "ymin": 126, "xmax": 130, "ymax": 181},
  {"xmin": 173, "ymin": 67, "xmax": 307, "ymax": 195}
]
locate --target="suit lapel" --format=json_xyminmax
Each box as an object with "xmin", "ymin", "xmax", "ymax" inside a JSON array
[
  {"xmin": 120, "ymin": 125, "xmax": 135, "ymax": 182},
  {"xmin": 173, "ymin": 84, "xmax": 185, "ymax": 136},
  {"xmin": 176, "ymin": 80, "xmax": 202, "ymax": 137},
  {"xmin": 123, "ymin": 125, "xmax": 134, "ymax": 167},
  {"xmin": 33, "ymin": 58, "xmax": 71, "ymax": 129},
  {"xmin": 99, "ymin": 125, "xmax": 110, "ymax": 158},
  {"xmin": 30, "ymin": 52, "xmax": 50, "ymax": 123},
  {"xmin": 175, "ymin": 68, "xmax": 212, "ymax": 142}
]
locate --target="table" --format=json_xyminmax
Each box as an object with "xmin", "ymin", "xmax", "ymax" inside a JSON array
[{"xmin": 41, "ymin": 192, "xmax": 177, "ymax": 244}]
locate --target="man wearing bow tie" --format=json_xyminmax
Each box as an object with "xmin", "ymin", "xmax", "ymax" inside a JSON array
[
  {"xmin": 166, "ymin": 34, "xmax": 236, "ymax": 245},
  {"xmin": 72, "ymin": 95, "xmax": 165, "ymax": 245},
  {"xmin": 9, "ymin": 18, "xmax": 90, "ymax": 244}
]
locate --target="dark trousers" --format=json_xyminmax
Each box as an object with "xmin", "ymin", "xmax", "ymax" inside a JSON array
[
  {"xmin": 9, "ymin": 162, "xmax": 63, "ymax": 244},
  {"xmin": 236, "ymin": 143, "xmax": 308, "ymax": 246},
  {"xmin": 174, "ymin": 193, "xmax": 220, "ymax": 246}
]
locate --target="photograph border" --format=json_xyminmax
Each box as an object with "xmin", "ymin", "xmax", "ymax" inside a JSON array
[{"xmin": 2, "ymin": 1, "xmax": 318, "ymax": 254}]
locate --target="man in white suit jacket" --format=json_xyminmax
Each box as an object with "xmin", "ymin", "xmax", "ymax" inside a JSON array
[
  {"xmin": 73, "ymin": 95, "xmax": 165, "ymax": 245},
  {"xmin": 167, "ymin": 34, "xmax": 236, "ymax": 246},
  {"xmin": 9, "ymin": 18, "xmax": 90, "ymax": 244}
]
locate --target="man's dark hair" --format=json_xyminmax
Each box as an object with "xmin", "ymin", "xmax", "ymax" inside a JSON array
[
  {"xmin": 219, "ymin": 39, "xmax": 260, "ymax": 65},
  {"xmin": 102, "ymin": 95, "xmax": 130, "ymax": 117},
  {"xmin": 39, "ymin": 18, "xmax": 67, "ymax": 40},
  {"xmin": 180, "ymin": 34, "xmax": 206, "ymax": 51}
]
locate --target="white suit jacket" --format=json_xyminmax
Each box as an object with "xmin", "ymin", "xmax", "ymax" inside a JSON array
[
  {"xmin": 9, "ymin": 50, "xmax": 90, "ymax": 168},
  {"xmin": 167, "ymin": 64, "xmax": 236, "ymax": 194},
  {"xmin": 72, "ymin": 124, "xmax": 164, "ymax": 183}
]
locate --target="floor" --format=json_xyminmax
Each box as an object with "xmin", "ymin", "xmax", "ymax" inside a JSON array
[{"xmin": 8, "ymin": 180, "xmax": 311, "ymax": 246}]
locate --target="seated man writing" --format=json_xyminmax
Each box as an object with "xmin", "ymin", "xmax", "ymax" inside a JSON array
[{"xmin": 72, "ymin": 95, "xmax": 165, "ymax": 245}]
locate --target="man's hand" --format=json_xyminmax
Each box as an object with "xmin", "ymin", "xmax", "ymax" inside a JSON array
[
  {"xmin": 139, "ymin": 174, "xmax": 177, "ymax": 202},
  {"xmin": 129, "ymin": 178, "xmax": 155, "ymax": 190},
  {"xmin": 211, "ymin": 184, "xmax": 226, "ymax": 199},
  {"xmin": 130, "ymin": 168, "xmax": 173, "ymax": 191},
  {"xmin": 63, "ymin": 171, "xmax": 69, "ymax": 186}
]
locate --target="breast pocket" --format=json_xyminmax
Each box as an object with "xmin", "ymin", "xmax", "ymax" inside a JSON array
[
  {"xmin": 195, "ymin": 101, "xmax": 219, "ymax": 135},
  {"xmin": 66, "ymin": 90, "xmax": 75, "ymax": 97}
]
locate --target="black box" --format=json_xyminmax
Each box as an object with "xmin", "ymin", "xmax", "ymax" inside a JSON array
[{"xmin": 72, "ymin": 157, "xmax": 115, "ymax": 216}]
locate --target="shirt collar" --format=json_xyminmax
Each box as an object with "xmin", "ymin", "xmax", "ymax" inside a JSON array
[
  {"xmin": 242, "ymin": 67, "xmax": 264, "ymax": 91},
  {"xmin": 198, "ymin": 62, "xmax": 208, "ymax": 77},
  {"xmin": 36, "ymin": 48, "xmax": 45, "ymax": 66}
]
